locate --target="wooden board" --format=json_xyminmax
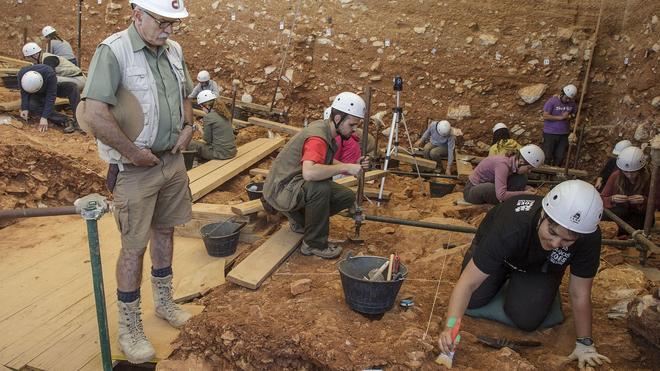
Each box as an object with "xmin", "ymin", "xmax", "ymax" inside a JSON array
[
  {"xmin": 0, "ymin": 97, "xmax": 69, "ymax": 112},
  {"xmin": 191, "ymin": 203, "xmax": 236, "ymax": 220},
  {"xmin": 379, "ymin": 149, "xmax": 437, "ymax": 169},
  {"xmin": 455, "ymin": 152, "xmax": 475, "ymax": 179},
  {"xmin": 187, "ymin": 138, "xmax": 266, "ymax": 183},
  {"xmin": 231, "ymin": 199, "xmax": 264, "ymax": 216},
  {"xmin": 350, "ymin": 186, "xmax": 392, "ymax": 200},
  {"xmin": 190, "ymin": 137, "xmax": 285, "ymax": 201},
  {"xmin": 249, "ymin": 168, "xmax": 270, "ymax": 177},
  {"xmin": 335, "ymin": 169, "xmax": 388, "ymax": 187},
  {"xmin": 226, "ymin": 226, "xmax": 303, "ymax": 290},
  {"xmin": 247, "ymin": 117, "xmax": 302, "ymax": 136},
  {"xmin": 174, "ymin": 217, "xmax": 257, "ymax": 244},
  {"xmin": 173, "ymin": 260, "xmax": 226, "ymax": 302},
  {"xmin": 0, "ymin": 54, "xmax": 31, "ymax": 66}
]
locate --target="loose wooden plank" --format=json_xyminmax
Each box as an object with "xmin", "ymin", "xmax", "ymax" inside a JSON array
[
  {"xmin": 190, "ymin": 137, "xmax": 285, "ymax": 201},
  {"xmin": 0, "ymin": 67, "xmax": 19, "ymax": 74},
  {"xmin": 455, "ymin": 152, "xmax": 474, "ymax": 179},
  {"xmin": 249, "ymin": 168, "xmax": 270, "ymax": 177},
  {"xmin": 191, "ymin": 203, "xmax": 236, "ymax": 220},
  {"xmin": 335, "ymin": 169, "xmax": 388, "ymax": 187},
  {"xmin": 350, "ymin": 187, "xmax": 392, "ymax": 200},
  {"xmin": 174, "ymin": 217, "xmax": 259, "ymax": 244},
  {"xmin": 390, "ymin": 151, "xmax": 437, "ymax": 169},
  {"xmin": 186, "ymin": 138, "xmax": 266, "ymax": 183},
  {"xmin": 227, "ymin": 226, "xmax": 303, "ymax": 290},
  {"xmin": 0, "ymin": 55, "xmax": 31, "ymax": 66},
  {"xmin": 0, "ymin": 97, "xmax": 69, "ymax": 112},
  {"xmin": 231, "ymin": 199, "xmax": 264, "ymax": 216},
  {"xmin": 247, "ymin": 117, "xmax": 302, "ymax": 136},
  {"xmin": 173, "ymin": 259, "xmax": 225, "ymax": 302}
]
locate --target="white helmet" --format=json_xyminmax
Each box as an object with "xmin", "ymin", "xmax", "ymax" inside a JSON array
[
  {"xmin": 22, "ymin": 42, "xmax": 41, "ymax": 57},
  {"xmin": 323, "ymin": 107, "xmax": 331, "ymax": 120},
  {"xmin": 197, "ymin": 70, "xmax": 210, "ymax": 82},
  {"xmin": 542, "ymin": 180, "xmax": 603, "ymax": 234},
  {"xmin": 21, "ymin": 71, "xmax": 44, "ymax": 93},
  {"xmin": 519, "ymin": 144, "xmax": 545, "ymax": 168},
  {"xmin": 612, "ymin": 139, "xmax": 632, "ymax": 156},
  {"xmin": 129, "ymin": 0, "xmax": 189, "ymax": 19},
  {"xmin": 562, "ymin": 84, "xmax": 577, "ymax": 99},
  {"xmin": 42, "ymin": 26, "xmax": 56, "ymax": 37},
  {"xmin": 492, "ymin": 122, "xmax": 507, "ymax": 133},
  {"xmin": 616, "ymin": 146, "xmax": 646, "ymax": 172},
  {"xmin": 197, "ymin": 89, "xmax": 217, "ymax": 105},
  {"xmin": 330, "ymin": 92, "xmax": 366, "ymax": 119},
  {"xmin": 435, "ymin": 120, "xmax": 451, "ymax": 136}
]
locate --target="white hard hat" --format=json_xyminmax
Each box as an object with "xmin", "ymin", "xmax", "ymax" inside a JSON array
[
  {"xmin": 22, "ymin": 42, "xmax": 42, "ymax": 57},
  {"xmin": 21, "ymin": 71, "xmax": 44, "ymax": 93},
  {"xmin": 612, "ymin": 139, "xmax": 632, "ymax": 156},
  {"xmin": 197, "ymin": 70, "xmax": 210, "ymax": 82},
  {"xmin": 542, "ymin": 180, "xmax": 603, "ymax": 234},
  {"xmin": 42, "ymin": 26, "xmax": 56, "ymax": 37},
  {"xmin": 435, "ymin": 120, "xmax": 451, "ymax": 136},
  {"xmin": 562, "ymin": 84, "xmax": 577, "ymax": 99},
  {"xmin": 129, "ymin": 0, "xmax": 189, "ymax": 19},
  {"xmin": 323, "ymin": 107, "xmax": 331, "ymax": 120},
  {"xmin": 197, "ymin": 89, "xmax": 217, "ymax": 105},
  {"xmin": 616, "ymin": 146, "xmax": 646, "ymax": 172},
  {"xmin": 492, "ymin": 122, "xmax": 507, "ymax": 133},
  {"xmin": 330, "ymin": 92, "xmax": 366, "ymax": 119},
  {"xmin": 519, "ymin": 144, "xmax": 545, "ymax": 168}
]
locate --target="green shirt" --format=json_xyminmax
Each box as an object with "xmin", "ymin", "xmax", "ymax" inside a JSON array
[{"xmin": 82, "ymin": 24, "xmax": 193, "ymax": 152}]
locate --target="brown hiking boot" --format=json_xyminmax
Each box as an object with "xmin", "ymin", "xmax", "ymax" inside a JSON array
[{"xmin": 300, "ymin": 241, "xmax": 342, "ymax": 259}]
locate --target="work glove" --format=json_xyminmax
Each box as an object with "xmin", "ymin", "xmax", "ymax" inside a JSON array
[
  {"xmin": 568, "ymin": 132, "xmax": 577, "ymax": 144},
  {"xmin": 567, "ymin": 342, "xmax": 611, "ymax": 369}
]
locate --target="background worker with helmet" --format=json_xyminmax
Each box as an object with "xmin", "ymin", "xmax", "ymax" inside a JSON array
[
  {"xmin": 22, "ymin": 41, "xmax": 86, "ymax": 91},
  {"xmin": 594, "ymin": 139, "xmax": 632, "ymax": 191},
  {"xmin": 488, "ymin": 122, "xmax": 521, "ymax": 156},
  {"xmin": 541, "ymin": 84, "xmax": 578, "ymax": 166},
  {"xmin": 600, "ymin": 146, "xmax": 660, "ymax": 236},
  {"xmin": 463, "ymin": 144, "xmax": 545, "ymax": 205},
  {"xmin": 77, "ymin": 0, "xmax": 194, "ymax": 364},
  {"xmin": 41, "ymin": 25, "xmax": 78, "ymax": 66},
  {"xmin": 263, "ymin": 91, "xmax": 370, "ymax": 259},
  {"xmin": 17, "ymin": 64, "xmax": 80, "ymax": 133},
  {"xmin": 188, "ymin": 69, "xmax": 221, "ymax": 99},
  {"xmin": 187, "ymin": 89, "xmax": 237, "ymax": 160},
  {"xmin": 414, "ymin": 119, "xmax": 456, "ymax": 175},
  {"xmin": 439, "ymin": 180, "xmax": 611, "ymax": 370}
]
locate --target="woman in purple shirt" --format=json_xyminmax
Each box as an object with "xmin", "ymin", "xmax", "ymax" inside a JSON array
[
  {"xmin": 542, "ymin": 84, "xmax": 578, "ymax": 166},
  {"xmin": 464, "ymin": 144, "xmax": 545, "ymax": 204}
]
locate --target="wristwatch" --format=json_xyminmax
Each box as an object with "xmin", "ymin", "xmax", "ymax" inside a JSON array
[
  {"xmin": 576, "ymin": 337, "xmax": 594, "ymax": 346},
  {"xmin": 183, "ymin": 122, "xmax": 197, "ymax": 132}
]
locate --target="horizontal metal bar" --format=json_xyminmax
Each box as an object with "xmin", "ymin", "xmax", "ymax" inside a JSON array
[{"xmin": 0, "ymin": 206, "xmax": 77, "ymax": 219}]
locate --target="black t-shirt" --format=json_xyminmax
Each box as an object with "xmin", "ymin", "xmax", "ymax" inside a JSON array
[{"xmin": 471, "ymin": 195, "xmax": 602, "ymax": 278}]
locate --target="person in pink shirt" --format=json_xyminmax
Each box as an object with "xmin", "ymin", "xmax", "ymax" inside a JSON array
[{"xmin": 464, "ymin": 144, "xmax": 544, "ymax": 204}]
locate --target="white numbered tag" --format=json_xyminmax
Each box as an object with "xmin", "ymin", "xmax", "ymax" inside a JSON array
[
  {"xmin": 495, "ymin": 52, "xmax": 502, "ymax": 61},
  {"xmin": 279, "ymin": 21, "xmax": 284, "ymax": 30},
  {"xmin": 384, "ymin": 39, "xmax": 391, "ymax": 47},
  {"xmin": 231, "ymin": 13, "xmax": 236, "ymax": 21},
  {"xmin": 543, "ymin": 58, "xmax": 550, "ymax": 65},
  {"xmin": 624, "ymin": 57, "xmax": 630, "ymax": 65}
]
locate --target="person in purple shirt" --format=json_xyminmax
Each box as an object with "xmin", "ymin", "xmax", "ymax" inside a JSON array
[
  {"xmin": 17, "ymin": 64, "xmax": 80, "ymax": 134},
  {"xmin": 542, "ymin": 84, "xmax": 578, "ymax": 166},
  {"xmin": 464, "ymin": 144, "xmax": 545, "ymax": 205}
]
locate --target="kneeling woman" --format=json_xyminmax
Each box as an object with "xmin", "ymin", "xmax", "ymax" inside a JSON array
[
  {"xmin": 439, "ymin": 180, "xmax": 610, "ymax": 369},
  {"xmin": 600, "ymin": 146, "xmax": 659, "ymax": 235},
  {"xmin": 463, "ymin": 144, "xmax": 544, "ymax": 205},
  {"xmin": 187, "ymin": 90, "xmax": 237, "ymax": 161}
]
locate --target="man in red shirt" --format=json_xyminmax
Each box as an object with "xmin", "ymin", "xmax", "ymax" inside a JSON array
[{"xmin": 263, "ymin": 92, "xmax": 370, "ymax": 258}]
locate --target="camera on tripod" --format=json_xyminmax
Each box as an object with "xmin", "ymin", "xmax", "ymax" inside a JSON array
[{"xmin": 393, "ymin": 76, "xmax": 403, "ymax": 92}]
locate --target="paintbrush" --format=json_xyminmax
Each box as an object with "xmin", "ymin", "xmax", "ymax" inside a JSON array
[{"xmin": 435, "ymin": 317, "xmax": 461, "ymax": 368}]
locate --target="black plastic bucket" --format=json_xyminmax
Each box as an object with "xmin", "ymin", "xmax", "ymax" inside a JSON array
[
  {"xmin": 200, "ymin": 221, "xmax": 246, "ymax": 257},
  {"xmin": 182, "ymin": 150, "xmax": 196, "ymax": 170},
  {"xmin": 245, "ymin": 182, "xmax": 264, "ymax": 200},
  {"xmin": 429, "ymin": 181, "xmax": 456, "ymax": 198},
  {"xmin": 338, "ymin": 255, "xmax": 408, "ymax": 315}
]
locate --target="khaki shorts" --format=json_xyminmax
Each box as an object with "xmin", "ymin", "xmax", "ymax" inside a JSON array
[{"xmin": 112, "ymin": 152, "xmax": 192, "ymax": 250}]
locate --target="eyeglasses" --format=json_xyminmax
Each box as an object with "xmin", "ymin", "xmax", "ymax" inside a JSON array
[{"xmin": 142, "ymin": 9, "xmax": 181, "ymax": 30}]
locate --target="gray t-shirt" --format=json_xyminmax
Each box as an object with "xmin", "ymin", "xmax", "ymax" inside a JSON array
[{"xmin": 48, "ymin": 39, "xmax": 75, "ymax": 60}]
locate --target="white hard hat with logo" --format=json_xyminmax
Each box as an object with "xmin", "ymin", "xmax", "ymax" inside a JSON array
[
  {"xmin": 197, "ymin": 89, "xmax": 217, "ymax": 105},
  {"xmin": 435, "ymin": 120, "xmax": 451, "ymax": 136},
  {"xmin": 129, "ymin": 0, "xmax": 189, "ymax": 19},
  {"xmin": 21, "ymin": 71, "xmax": 44, "ymax": 93},
  {"xmin": 330, "ymin": 92, "xmax": 366, "ymax": 119},
  {"xmin": 542, "ymin": 180, "xmax": 603, "ymax": 234},
  {"xmin": 22, "ymin": 42, "xmax": 42, "ymax": 57},
  {"xmin": 492, "ymin": 122, "xmax": 507, "ymax": 133},
  {"xmin": 612, "ymin": 139, "xmax": 632, "ymax": 156},
  {"xmin": 42, "ymin": 26, "xmax": 57, "ymax": 37},
  {"xmin": 519, "ymin": 144, "xmax": 545, "ymax": 168},
  {"xmin": 616, "ymin": 146, "xmax": 646, "ymax": 172},
  {"xmin": 562, "ymin": 84, "xmax": 577, "ymax": 99}
]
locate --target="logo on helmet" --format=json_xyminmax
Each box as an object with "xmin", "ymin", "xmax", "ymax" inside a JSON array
[
  {"xmin": 171, "ymin": 0, "xmax": 180, "ymax": 9},
  {"xmin": 570, "ymin": 212, "xmax": 581, "ymax": 224}
]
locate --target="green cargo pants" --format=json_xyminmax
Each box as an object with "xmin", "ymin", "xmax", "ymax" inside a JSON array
[{"xmin": 283, "ymin": 180, "xmax": 355, "ymax": 249}]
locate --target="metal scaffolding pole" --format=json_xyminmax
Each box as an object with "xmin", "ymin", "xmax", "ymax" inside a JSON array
[{"xmin": 603, "ymin": 209, "xmax": 659, "ymax": 265}]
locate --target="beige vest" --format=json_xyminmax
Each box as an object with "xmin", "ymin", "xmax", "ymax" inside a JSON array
[
  {"xmin": 263, "ymin": 120, "xmax": 337, "ymax": 211},
  {"xmin": 40, "ymin": 52, "xmax": 81, "ymax": 77},
  {"xmin": 96, "ymin": 29, "xmax": 186, "ymax": 164}
]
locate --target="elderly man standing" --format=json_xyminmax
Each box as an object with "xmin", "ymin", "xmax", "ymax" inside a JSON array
[{"xmin": 79, "ymin": 0, "xmax": 194, "ymax": 364}]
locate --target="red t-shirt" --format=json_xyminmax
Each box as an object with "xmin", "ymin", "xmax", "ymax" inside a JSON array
[{"xmin": 301, "ymin": 137, "xmax": 328, "ymax": 164}]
